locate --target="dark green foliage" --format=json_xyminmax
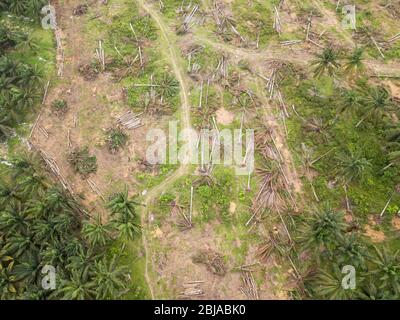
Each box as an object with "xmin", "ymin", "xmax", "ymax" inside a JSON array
[
  {"xmin": 107, "ymin": 191, "xmax": 141, "ymax": 241},
  {"xmin": 106, "ymin": 127, "xmax": 128, "ymax": 153},
  {"xmin": 0, "ymin": 156, "xmax": 131, "ymax": 299},
  {"xmin": 0, "ymin": 6, "xmax": 46, "ymax": 141},
  {"xmin": 368, "ymin": 246, "xmax": 400, "ymax": 297},
  {"xmin": 336, "ymin": 149, "xmax": 372, "ymax": 184},
  {"xmin": 286, "ymin": 43, "xmax": 400, "ymax": 300},
  {"xmin": 0, "ymin": 0, "xmax": 47, "ymax": 19},
  {"xmin": 0, "ymin": 22, "xmax": 28, "ymax": 54},
  {"xmin": 0, "ymin": 55, "xmax": 43, "ymax": 134},
  {"xmin": 297, "ymin": 204, "xmax": 346, "ymax": 259},
  {"xmin": 343, "ymin": 47, "xmax": 365, "ymax": 75},
  {"xmin": 311, "ymin": 265, "xmax": 358, "ymax": 300},
  {"xmin": 67, "ymin": 147, "xmax": 98, "ymax": 178},
  {"xmin": 312, "ymin": 47, "xmax": 341, "ymax": 78}
]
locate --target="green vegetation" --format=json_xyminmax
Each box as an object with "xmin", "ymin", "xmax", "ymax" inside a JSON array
[
  {"xmin": 0, "ymin": 156, "xmax": 141, "ymax": 299},
  {"xmin": 106, "ymin": 127, "xmax": 128, "ymax": 153},
  {"xmin": 67, "ymin": 147, "xmax": 98, "ymax": 178},
  {"xmin": 1, "ymin": 0, "xmax": 400, "ymax": 301},
  {"xmin": 0, "ymin": 0, "xmax": 46, "ymax": 18},
  {"xmin": 281, "ymin": 44, "xmax": 400, "ymax": 299},
  {"xmin": 51, "ymin": 99, "xmax": 68, "ymax": 116},
  {"xmin": 0, "ymin": 1, "xmax": 53, "ymax": 142}
]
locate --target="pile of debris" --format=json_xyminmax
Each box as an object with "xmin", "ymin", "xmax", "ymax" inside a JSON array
[
  {"xmin": 240, "ymin": 271, "xmax": 259, "ymax": 300},
  {"xmin": 78, "ymin": 62, "xmax": 100, "ymax": 81},
  {"xmin": 73, "ymin": 4, "xmax": 88, "ymax": 16},
  {"xmin": 171, "ymin": 200, "xmax": 193, "ymax": 231},
  {"xmin": 116, "ymin": 111, "xmax": 143, "ymax": 130},
  {"xmin": 192, "ymin": 249, "xmax": 226, "ymax": 276},
  {"xmin": 176, "ymin": 4, "xmax": 200, "ymax": 34},
  {"xmin": 177, "ymin": 281, "xmax": 205, "ymax": 299}
]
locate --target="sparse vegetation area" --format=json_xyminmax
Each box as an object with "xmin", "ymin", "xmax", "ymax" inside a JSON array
[
  {"xmin": 106, "ymin": 127, "xmax": 128, "ymax": 153},
  {"xmin": 1, "ymin": 0, "xmax": 400, "ymax": 302},
  {"xmin": 51, "ymin": 99, "xmax": 68, "ymax": 116},
  {"xmin": 67, "ymin": 147, "xmax": 98, "ymax": 178}
]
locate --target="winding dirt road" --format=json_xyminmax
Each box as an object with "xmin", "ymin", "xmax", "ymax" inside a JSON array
[{"xmin": 135, "ymin": 0, "xmax": 194, "ymax": 299}]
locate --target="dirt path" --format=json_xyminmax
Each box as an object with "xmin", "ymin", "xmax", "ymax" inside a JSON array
[
  {"xmin": 135, "ymin": 0, "xmax": 194, "ymax": 299},
  {"xmin": 136, "ymin": 0, "xmax": 193, "ymax": 145},
  {"xmin": 141, "ymin": 165, "xmax": 189, "ymax": 299},
  {"xmin": 195, "ymin": 34, "xmax": 400, "ymax": 77}
]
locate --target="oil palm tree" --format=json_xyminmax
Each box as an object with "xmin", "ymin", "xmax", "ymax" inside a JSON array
[
  {"xmin": 31, "ymin": 219, "xmax": 57, "ymax": 243},
  {"xmin": 312, "ymin": 47, "xmax": 341, "ymax": 78},
  {"xmin": 26, "ymin": 0, "xmax": 47, "ymax": 18},
  {"xmin": 356, "ymin": 85, "xmax": 394, "ymax": 127},
  {"xmin": 63, "ymin": 238, "xmax": 84, "ymax": 258},
  {"xmin": 16, "ymin": 171, "xmax": 48, "ymax": 197},
  {"xmin": 369, "ymin": 246, "xmax": 400, "ymax": 297},
  {"xmin": 107, "ymin": 190, "xmax": 139, "ymax": 218},
  {"xmin": 82, "ymin": 216, "xmax": 112, "ymax": 247},
  {"xmin": 93, "ymin": 255, "xmax": 128, "ymax": 299},
  {"xmin": 111, "ymin": 212, "xmax": 140, "ymax": 241},
  {"xmin": 0, "ymin": 115, "xmax": 14, "ymax": 142},
  {"xmin": 10, "ymin": 156, "xmax": 37, "ymax": 176},
  {"xmin": 312, "ymin": 266, "xmax": 357, "ymax": 300},
  {"xmin": 335, "ymin": 234, "xmax": 367, "ymax": 270},
  {"xmin": 39, "ymin": 240, "xmax": 67, "ymax": 267},
  {"xmin": 0, "ymin": 205, "xmax": 31, "ymax": 236},
  {"xmin": 52, "ymin": 213, "xmax": 77, "ymax": 236},
  {"xmin": 12, "ymin": 250, "xmax": 41, "ymax": 285},
  {"xmin": 343, "ymin": 47, "xmax": 365, "ymax": 76},
  {"xmin": 57, "ymin": 270, "xmax": 96, "ymax": 300},
  {"xmin": 297, "ymin": 204, "xmax": 346, "ymax": 259},
  {"xmin": 0, "ymin": 181, "xmax": 21, "ymax": 207},
  {"xmin": 16, "ymin": 64, "xmax": 42, "ymax": 87},
  {"xmin": 38, "ymin": 188, "xmax": 74, "ymax": 217},
  {"xmin": 65, "ymin": 248, "xmax": 98, "ymax": 278},
  {"xmin": 0, "ymin": 267, "xmax": 17, "ymax": 299},
  {"xmin": 337, "ymin": 89, "xmax": 361, "ymax": 115},
  {"xmin": 9, "ymin": 1, "xmax": 26, "ymax": 15},
  {"xmin": 156, "ymin": 74, "xmax": 179, "ymax": 98},
  {"xmin": 3, "ymin": 233, "xmax": 34, "ymax": 258},
  {"xmin": 356, "ymin": 278, "xmax": 397, "ymax": 300},
  {"xmin": 336, "ymin": 149, "xmax": 372, "ymax": 184}
]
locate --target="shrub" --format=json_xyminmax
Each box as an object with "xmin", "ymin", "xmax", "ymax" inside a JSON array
[
  {"xmin": 51, "ymin": 99, "xmax": 68, "ymax": 116},
  {"xmin": 67, "ymin": 147, "xmax": 98, "ymax": 178},
  {"xmin": 106, "ymin": 127, "xmax": 127, "ymax": 153}
]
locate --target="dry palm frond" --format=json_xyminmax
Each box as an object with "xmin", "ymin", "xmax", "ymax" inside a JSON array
[
  {"xmin": 256, "ymin": 231, "xmax": 290, "ymax": 263},
  {"xmin": 142, "ymin": 92, "xmax": 171, "ymax": 116},
  {"xmin": 253, "ymin": 122, "xmax": 280, "ymax": 161},
  {"xmin": 113, "ymin": 54, "xmax": 140, "ymax": 81},
  {"xmin": 171, "ymin": 200, "xmax": 193, "ymax": 231},
  {"xmin": 192, "ymin": 249, "xmax": 226, "ymax": 276},
  {"xmin": 233, "ymin": 89, "xmax": 261, "ymax": 111},
  {"xmin": 176, "ymin": 4, "xmax": 200, "ymax": 34},
  {"xmin": 212, "ymin": 54, "xmax": 229, "ymax": 81},
  {"xmin": 303, "ymin": 117, "xmax": 324, "ymax": 133},
  {"xmin": 177, "ymin": 281, "xmax": 205, "ymax": 299},
  {"xmin": 252, "ymin": 162, "xmax": 285, "ymax": 213},
  {"xmin": 193, "ymin": 172, "xmax": 216, "ymax": 187},
  {"xmin": 240, "ymin": 271, "xmax": 259, "ymax": 300},
  {"xmin": 300, "ymin": 142, "xmax": 315, "ymax": 168}
]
